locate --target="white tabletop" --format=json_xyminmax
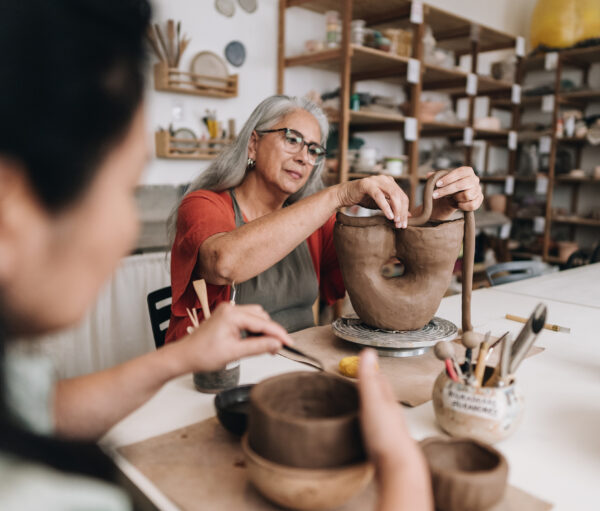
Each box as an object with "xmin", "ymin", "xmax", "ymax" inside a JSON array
[
  {"xmin": 102, "ymin": 274, "xmax": 600, "ymax": 511},
  {"xmin": 491, "ymin": 262, "xmax": 600, "ymax": 309}
]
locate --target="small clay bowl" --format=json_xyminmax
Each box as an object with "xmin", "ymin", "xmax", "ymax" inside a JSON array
[
  {"xmin": 214, "ymin": 384, "xmax": 253, "ymax": 436},
  {"xmin": 248, "ymin": 371, "xmax": 364, "ymax": 469},
  {"xmin": 420, "ymin": 436, "xmax": 508, "ymax": 511},
  {"xmin": 242, "ymin": 434, "xmax": 373, "ymax": 511}
]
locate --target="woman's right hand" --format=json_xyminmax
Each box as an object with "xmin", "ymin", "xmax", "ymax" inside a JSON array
[
  {"xmin": 180, "ymin": 302, "xmax": 294, "ymax": 372},
  {"xmin": 335, "ymin": 175, "xmax": 410, "ymax": 229}
]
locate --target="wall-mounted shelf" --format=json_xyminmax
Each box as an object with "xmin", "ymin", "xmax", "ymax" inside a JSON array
[
  {"xmin": 155, "ymin": 130, "xmax": 230, "ymax": 160},
  {"xmin": 153, "ymin": 62, "xmax": 238, "ymax": 98}
]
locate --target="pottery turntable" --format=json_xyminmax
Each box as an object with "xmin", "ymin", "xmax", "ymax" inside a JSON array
[
  {"xmin": 332, "ymin": 316, "xmax": 458, "ymax": 357},
  {"xmin": 332, "ymin": 170, "xmax": 475, "ymax": 357}
]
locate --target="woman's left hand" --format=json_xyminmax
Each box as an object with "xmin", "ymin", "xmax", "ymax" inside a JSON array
[{"xmin": 430, "ymin": 166, "xmax": 483, "ymax": 220}]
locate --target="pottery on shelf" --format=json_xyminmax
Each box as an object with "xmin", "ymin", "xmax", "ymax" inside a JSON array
[
  {"xmin": 334, "ymin": 170, "xmax": 475, "ymax": 332},
  {"xmin": 242, "ymin": 434, "xmax": 373, "ymax": 511},
  {"xmin": 420, "ymin": 436, "xmax": 508, "ymax": 511},
  {"xmin": 432, "ymin": 367, "xmax": 524, "ymax": 444},
  {"xmin": 248, "ymin": 371, "xmax": 364, "ymax": 469}
]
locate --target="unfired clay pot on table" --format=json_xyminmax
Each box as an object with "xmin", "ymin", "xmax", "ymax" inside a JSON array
[
  {"xmin": 420, "ymin": 436, "xmax": 508, "ymax": 511},
  {"xmin": 248, "ymin": 371, "xmax": 364, "ymax": 469},
  {"xmin": 334, "ymin": 170, "xmax": 475, "ymax": 333}
]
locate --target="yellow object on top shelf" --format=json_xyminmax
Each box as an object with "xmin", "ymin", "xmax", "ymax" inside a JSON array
[{"xmin": 530, "ymin": 0, "xmax": 600, "ymax": 50}]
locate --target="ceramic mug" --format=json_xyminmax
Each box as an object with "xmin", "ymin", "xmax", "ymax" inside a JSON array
[{"xmin": 384, "ymin": 158, "xmax": 404, "ymax": 176}]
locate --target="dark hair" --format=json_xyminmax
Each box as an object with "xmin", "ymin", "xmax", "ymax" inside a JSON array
[
  {"xmin": 0, "ymin": 0, "xmax": 150, "ymax": 211},
  {"xmin": 0, "ymin": 0, "xmax": 151, "ymax": 499}
]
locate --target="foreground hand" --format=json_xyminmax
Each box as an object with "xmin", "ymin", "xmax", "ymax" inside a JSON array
[
  {"xmin": 181, "ymin": 303, "xmax": 293, "ymax": 372},
  {"xmin": 336, "ymin": 175, "xmax": 410, "ymax": 228},
  {"xmin": 430, "ymin": 166, "xmax": 483, "ymax": 220}
]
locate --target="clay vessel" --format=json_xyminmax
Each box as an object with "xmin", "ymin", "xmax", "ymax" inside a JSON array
[
  {"xmin": 420, "ymin": 436, "xmax": 508, "ymax": 511},
  {"xmin": 334, "ymin": 170, "xmax": 474, "ymax": 331},
  {"xmin": 432, "ymin": 367, "xmax": 524, "ymax": 444},
  {"xmin": 242, "ymin": 434, "xmax": 373, "ymax": 511},
  {"xmin": 248, "ymin": 371, "xmax": 364, "ymax": 469}
]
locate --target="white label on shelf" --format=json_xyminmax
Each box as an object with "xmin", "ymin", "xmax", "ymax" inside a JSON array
[
  {"xmin": 511, "ymin": 84, "xmax": 521, "ymax": 104},
  {"xmin": 536, "ymin": 175, "xmax": 549, "ymax": 195},
  {"xmin": 545, "ymin": 52, "xmax": 558, "ymax": 70},
  {"xmin": 463, "ymin": 127, "xmax": 474, "ymax": 146},
  {"xmin": 470, "ymin": 24, "xmax": 480, "ymax": 42},
  {"xmin": 534, "ymin": 216, "xmax": 546, "ymax": 234},
  {"xmin": 539, "ymin": 135, "xmax": 552, "ymax": 154},
  {"xmin": 407, "ymin": 58, "xmax": 421, "ymax": 84},
  {"xmin": 410, "ymin": 1, "xmax": 423, "ymax": 24},
  {"xmin": 542, "ymin": 94, "xmax": 555, "ymax": 112},
  {"xmin": 466, "ymin": 73, "xmax": 478, "ymax": 96},
  {"xmin": 505, "ymin": 175, "xmax": 515, "ymax": 195},
  {"xmin": 404, "ymin": 117, "xmax": 418, "ymax": 141},
  {"xmin": 516, "ymin": 36, "xmax": 526, "ymax": 57},
  {"xmin": 500, "ymin": 223, "xmax": 512, "ymax": 240},
  {"xmin": 508, "ymin": 131, "xmax": 518, "ymax": 151},
  {"xmin": 565, "ymin": 116, "xmax": 576, "ymax": 137}
]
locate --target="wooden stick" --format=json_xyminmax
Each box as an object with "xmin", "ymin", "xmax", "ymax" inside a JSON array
[
  {"xmin": 146, "ymin": 27, "xmax": 164, "ymax": 61},
  {"xmin": 193, "ymin": 279, "xmax": 211, "ymax": 319},
  {"xmin": 505, "ymin": 313, "xmax": 570, "ymax": 333},
  {"xmin": 474, "ymin": 340, "xmax": 490, "ymax": 387},
  {"xmin": 154, "ymin": 23, "xmax": 171, "ymax": 66},
  {"xmin": 167, "ymin": 20, "xmax": 175, "ymax": 67},
  {"xmin": 186, "ymin": 307, "xmax": 199, "ymax": 328}
]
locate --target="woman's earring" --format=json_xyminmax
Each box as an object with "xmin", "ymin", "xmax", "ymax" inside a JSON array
[{"xmin": 247, "ymin": 158, "xmax": 255, "ymax": 168}]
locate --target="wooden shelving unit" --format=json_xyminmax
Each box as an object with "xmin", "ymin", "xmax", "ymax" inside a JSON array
[
  {"xmin": 155, "ymin": 130, "xmax": 231, "ymax": 160},
  {"xmin": 277, "ymin": 0, "xmax": 519, "ymax": 205},
  {"xmin": 153, "ymin": 62, "xmax": 238, "ymax": 98}
]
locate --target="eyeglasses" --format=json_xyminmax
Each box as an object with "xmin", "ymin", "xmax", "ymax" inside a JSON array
[{"xmin": 256, "ymin": 128, "xmax": 327, "ymax": 164}]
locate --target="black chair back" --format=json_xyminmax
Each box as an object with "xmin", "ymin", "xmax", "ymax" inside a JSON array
[{"xmin": 147, "ymin": 286, "xmax": 172, "ymax": 349}]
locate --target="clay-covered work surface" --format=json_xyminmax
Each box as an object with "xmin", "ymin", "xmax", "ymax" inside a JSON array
[
  {"xmin": 280, "ymin": 326, "xmax": 543, "ymax": 407},
  {"xmin": 117, "ymin": 417, "xmax": 552, "ymax": 511}
]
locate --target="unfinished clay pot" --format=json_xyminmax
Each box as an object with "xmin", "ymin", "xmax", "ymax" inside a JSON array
[
  {"xmin": 334, "ymin": 170, "xmax": 474, "ymax": 331},
  {"xmin": 248, "ymin": 371, "xmax": 364, "ymax": 469},
  {"xmin": 420, "ymin": 436, "xmax": 508, "ymax": 511},
  {"xmin": 242, "ymin": 434, "xmax": 373, "ymax": 511}
]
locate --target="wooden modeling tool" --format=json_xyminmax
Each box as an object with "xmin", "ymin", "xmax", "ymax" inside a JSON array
[
  {"xmin": 461, "ymin": 330, "xmax": 480, "ymax": 376},
  {"xmin": 509, "ymin": 303, "xmax": 546, "ymax": 374},
  {"xmin": 281, "ymin": 345, "xmax": 324, "ymax": 371},
  {"xmin": 485, "ymin": 333, "xmax": 512, "ymax": 387},
  {"xmin": 473, "ymin": 331, "xmax": 491, "ymax": 387},
  {"xmin": 487, "ymin": 331, "xmax": 510, "ymax": 361},
  {"xmin": 193, "ymin": 279, "xmax": 211, "ymax": 319},
  {"xmin": 229, "ymin": 281, "xmax": 237, "ymax": 305},
  {"xmin": 434, "ymin": 342, "xmax": 460, "ymax": 382},
  {"xmin": 505, "ymin": 313, "xmax": 569, "ymax": 333}
]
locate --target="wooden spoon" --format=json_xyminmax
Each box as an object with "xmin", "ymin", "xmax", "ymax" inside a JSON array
[{"xmin": 193, "ymin": 279, "xmax": 211, "ymax": 319}]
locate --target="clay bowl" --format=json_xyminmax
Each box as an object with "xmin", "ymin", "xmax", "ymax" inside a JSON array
[
  {"xmin": 248, "ymin": 371, "xmax": 364, "ymax": 469},
  {"xmin": 420, "ymin": 436, "xmax": 508, "ymax": 511},
  {"xmin": 214, "ymin": 384, "xmax": 253, "ymax": 436},
  {"xmin": 242, "ymin": 434, "xmax": 373, "ymax": 511}
]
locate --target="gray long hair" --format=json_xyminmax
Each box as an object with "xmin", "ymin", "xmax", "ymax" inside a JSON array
[{"xmin": 167, "ymin": 94, "xmax": 329, "ymax": 244}]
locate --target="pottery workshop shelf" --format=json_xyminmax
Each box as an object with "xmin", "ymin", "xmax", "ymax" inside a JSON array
[
  {"xmin": 349, "ymin": 110, "xmax": 405, "ymax": 131},
  {"xmin": 523, "ymin": 45, "xmax": 600, "ymax": 72},
  {"xmin": 155, "ymin": 130, "xmax": 230, "ymax": 160},
  {"xmin": 153, "ymin": 61, "xmax": 238, "ymax": 98},
  {"xmin": 552, "ymin": 216, "xmax": 600, "ymax": 228}
]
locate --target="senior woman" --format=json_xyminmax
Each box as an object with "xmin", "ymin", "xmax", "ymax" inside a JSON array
[{"xmin": 166, "ymin": 94, "xmax": 483, "ymax": 341}]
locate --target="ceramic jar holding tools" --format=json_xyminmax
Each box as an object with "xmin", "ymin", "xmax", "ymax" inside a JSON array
[{"xmin": 432, "ymin": 369, "xmax": 524, "ymax": 444}]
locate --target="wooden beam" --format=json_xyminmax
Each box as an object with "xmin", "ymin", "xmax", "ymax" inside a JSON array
[
  {"xmin": 277, "ymin": 0, "xmax": 285, "ymax": 94},
  {"xmin": 337, "ymin": 0, "xmax": 352, "ymax": 185}
]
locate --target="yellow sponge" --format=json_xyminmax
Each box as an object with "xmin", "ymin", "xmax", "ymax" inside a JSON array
[{"xmin": 338, "ymin": 356, "xmax": 360, "ymax": 378}]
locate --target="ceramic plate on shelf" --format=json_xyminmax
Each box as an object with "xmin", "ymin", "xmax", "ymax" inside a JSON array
[
  {"xmin": 215, "ymin": 0, "xmax": 235, "ymax": 17},
  {"xmin": 225, "ymin": 41, "xmax": 246, "ymax": 67},
  {"xmin": 171, "ymin": 127, "xmax": 198, "ymax": 154},
  {"xmin": 238, "ymin": 0, "xmax": 257, "ymax": 13},
  {"xmin": 190, "ymin": 51, "xmax": 229, "ymax": 90}
]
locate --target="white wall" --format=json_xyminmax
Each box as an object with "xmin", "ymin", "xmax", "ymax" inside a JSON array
[{"xmin": 143, "ymin": 0, "xmax": 539, "ymax": 185}]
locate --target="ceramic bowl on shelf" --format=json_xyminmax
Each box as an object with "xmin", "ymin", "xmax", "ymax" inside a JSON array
[{"xmin": 242, "ymin": 434, "xmax": 373, "ymax": 511}]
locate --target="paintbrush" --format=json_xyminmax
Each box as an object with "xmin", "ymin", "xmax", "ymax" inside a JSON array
[
  {"xmin": 154, "ymin": 23, "xmax": 171, "ymax": 67},
  {"xmin": 505, "ymin": 313, "xmax": 569, "ymax": 333}
]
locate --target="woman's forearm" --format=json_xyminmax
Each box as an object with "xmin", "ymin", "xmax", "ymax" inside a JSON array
[
  {"xmin": 54, "ymin": 341, "xmax": 190, "ymax": 440},
  {"xmin": 199, "ymin": 186, "xmax": 341, "ymax": 284}
]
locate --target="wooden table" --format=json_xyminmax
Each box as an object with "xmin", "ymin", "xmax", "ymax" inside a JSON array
[{"xmin": 102, "ymin": 271, "xmax": 600, "ymax": 511}]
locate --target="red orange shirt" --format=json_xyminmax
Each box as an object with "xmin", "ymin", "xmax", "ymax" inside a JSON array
[{"xmin": 165, "ymin": 190, "xmax": 345, "ymax": 343}]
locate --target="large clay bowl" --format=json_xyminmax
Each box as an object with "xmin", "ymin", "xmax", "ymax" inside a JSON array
[
  {"xmin": 420, "ymin": 436, "xmax": 508, "ymax": 511},
  {"xmin": 334, "ymin": 213, "xmax": 464, "ymax": 331},
  {"xmin": 248, "ymin": 371, "xmax": 364, "ymax": 469},
  {"xmin": 242, "ymin": 434, "xmax": 373, "ymax": 511}
]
